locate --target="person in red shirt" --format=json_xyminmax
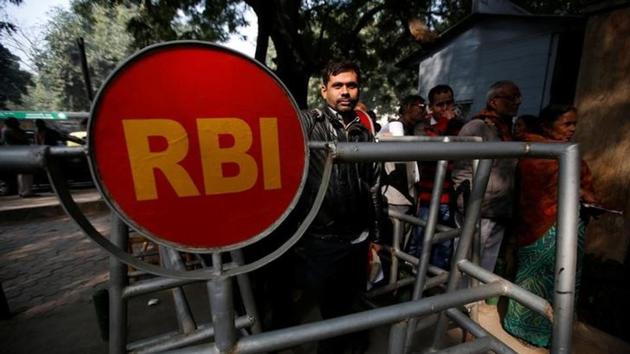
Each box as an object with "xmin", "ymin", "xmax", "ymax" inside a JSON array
[
  {"xmin": 424, "ymin": 84, "xmax": 464, "ymax": 137},
  {"xmin": 355, "ymin": 101, "xmax": 380, "ymax": 134},
  {"xmin": 406, "ymin": 85, "xmax": 461, "ymax": 269}
]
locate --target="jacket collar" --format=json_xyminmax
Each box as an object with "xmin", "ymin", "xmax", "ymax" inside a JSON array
[{"xmin": 325, "ymin": 106, "xmax": 359, "ymax": 128}]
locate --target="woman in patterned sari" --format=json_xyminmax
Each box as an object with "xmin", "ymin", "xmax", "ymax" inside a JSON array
[{"xmin": 502, "ymin": 104, "xmax": 598, "ymax": 347}]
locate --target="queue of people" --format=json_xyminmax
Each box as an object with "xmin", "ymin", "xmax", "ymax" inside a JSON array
[{"xmin": 270, "ymin": 58, "xmax": 605, "ymax": 352}]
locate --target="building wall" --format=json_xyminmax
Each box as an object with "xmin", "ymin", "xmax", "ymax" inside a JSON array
[
  {"xmin": 574, "ymin": 6, "xmax": 630, "ymax": 262},
  {"xmin": 473, "ymin": 20, "xmax": 553, "ymax": 115},
  {"xmin": 417, "ymin": 27, "xmax": 482, "ymax": 107},
  {"xmin": 417, "ymin": 18, "xmax": 563, "ymax": 118}
]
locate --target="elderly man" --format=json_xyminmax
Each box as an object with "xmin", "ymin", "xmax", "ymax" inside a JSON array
[{"xmin": 452, "ymin": 80, "xmax": 521, "ymax": 274}]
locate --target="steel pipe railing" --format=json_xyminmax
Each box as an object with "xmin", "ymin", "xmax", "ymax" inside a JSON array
[
  {"xmin": 553, "ymin": 144, "xmax": 580, "ymax": 354},
  {"xmin": 129, "ymin": 316, "xmax": 254, "ymax": 354},
  {"xmin": 172, "ymin": 282, "xmax": 507, "ymax": 354},
  {"xmin": 110, "ymin": 215, "xmax": 129, "ymax": 354},
  {"xmin": 430, "ymin": 158, "xmax": 494, "ymax": 351},
  {"xmin": 122, "ymin": 277, "xmax": 198, "ymax": 299},
  {"xmin": 457, "ymin": 260, "xmax": 553, "ymax": 320},
  {"xmin": 161, "ymin": 248, "xmax": 197, "ymax": 334},
  {"xmin": 333, "ymin": 141, "xmax": 572, "ymax": 162},
  {"xmin": 403, "ymin": 159, "xmax": 450, "ymax": 348},
  {"xmin": 445, "ymin": 308, "xmax": 516, "ymax": 354},
  {"xmin": 0, "ymin": 140, "xmax": 580, "ymax": 354}
]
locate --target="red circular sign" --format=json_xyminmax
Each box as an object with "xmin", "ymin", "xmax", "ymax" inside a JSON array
[{"xmin": 89, "ymin": 42, "xmax": 307, "ymax": 251}]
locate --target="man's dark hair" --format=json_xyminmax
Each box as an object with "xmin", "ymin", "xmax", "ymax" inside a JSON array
[
  {"xmin": 428, "ymin": 84, "xmax": 454, "ymax": 104},
  {"xmin": 321, "ymin": 60, "xmax": 361, "ymax": 86},
  {"xmin": 398, "ymin": 95, "xmax": 424, "ymax": 115}
]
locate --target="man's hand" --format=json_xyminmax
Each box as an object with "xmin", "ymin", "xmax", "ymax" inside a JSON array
[
  {"xmin": 441, "ymin": 107, "xmax": 457, "ymax": 121},
  {"xmin": 370, "ymin": 242, "xmax": 383, "ymax": 253}
]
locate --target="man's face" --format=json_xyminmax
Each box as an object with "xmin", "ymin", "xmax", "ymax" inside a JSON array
[
  {"xmin": 321, "ymin": 70, "xmax": 359, "ymax": 112},
  {"xmin": 489, "ymin": 84, "xmax": 522, "ymax": 118},
  {"xmin": 430, "ymin": 91, "xmax": 455, "ymax": 118}
]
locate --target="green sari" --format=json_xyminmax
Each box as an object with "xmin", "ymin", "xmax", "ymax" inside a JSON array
[{"xmin": 502, "ymin": 221, "xmax": 586, "ymax": 348}]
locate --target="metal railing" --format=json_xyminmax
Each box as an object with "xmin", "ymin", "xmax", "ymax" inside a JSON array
[{"xmin": 0, "ymin": 139, "xmax": 580, "ymax": 354}]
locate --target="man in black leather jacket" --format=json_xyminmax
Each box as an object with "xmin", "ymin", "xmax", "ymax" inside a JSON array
[
  {"xmin": 276, "ymin": 60, "xmax": 382, "ymax": 354},
  {"xmin": 300, "ymin": 65, "xmax": 383, "ymax": 244}
]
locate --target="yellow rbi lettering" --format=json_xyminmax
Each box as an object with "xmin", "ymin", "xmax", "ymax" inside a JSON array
[
  {"xmin": 259, "ymin": 117, "xmax": 281, "ymax": 190},
  {"xmin": 122, "ymin": 119, "xmax": 200, "ymax": 201},
  {"xmin": 197, "ymin": 118, "xmax": 258, "ymax": 195},
  {"xmin": 122, "ymin": 117, "xmax": 282, "ymax": 199}
]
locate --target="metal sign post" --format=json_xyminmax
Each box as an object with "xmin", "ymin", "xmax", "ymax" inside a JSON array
[{"xmin": 83, "ymin": 41, "xmax": 317, "ymax": 353}]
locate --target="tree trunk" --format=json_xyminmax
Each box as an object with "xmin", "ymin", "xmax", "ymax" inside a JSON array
[
  {"xmin": 276, "ymin": 65, "xmax": 310, "ymax": 109},
  {"xmin": 247, "ymin": 0, "xmax": 312, "ymax": 108},
  {"xmin": 253, "ymin": 7, "xmax": 269, "ymax": 64}
]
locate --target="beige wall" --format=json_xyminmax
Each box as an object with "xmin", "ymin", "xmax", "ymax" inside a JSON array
[{"xmin": 574, "ymin": 6, "xmax": 630, "ymax": 262}]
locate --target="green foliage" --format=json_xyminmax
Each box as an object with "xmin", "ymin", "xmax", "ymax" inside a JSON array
[
  {"xmin": 240, "ymin": 0, "xmax": 440, "ymax": 111},
  {"xmin": 0, "ymin": 43, "xmax": 31, "ymax": 109},
  {"xmin": 276, "ymin": 0, "xmax": 435, "ymax": 114},
  {"xmin": 21, "ymin": 2, "xmax": 138, "ymax": 111},
  {"xmin": 0, "ymin": 0, "xmax": 32, "ymax": 109},
  {"xmin": 13, "ymin": 0, "xmax": 587, "ymax": 112},
  {"xmin": 122, "ymin": 0, "xmax": 248, "ymax": 49},
  {"xmin": 429, "ymin": 0, "xmax": 472, "ymax": 31},
  {"xmin": 0, "ymin": 0, "xmax": 23, "ymax": 33},
  {"xmin": 352, "ymin": 3, "xmax": 430, "ymax": 115}
]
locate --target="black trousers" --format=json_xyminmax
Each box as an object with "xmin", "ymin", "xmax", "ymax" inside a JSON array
[{"xmin": 269, "ymin": 236, "xmax": 370, "ymax": 353}]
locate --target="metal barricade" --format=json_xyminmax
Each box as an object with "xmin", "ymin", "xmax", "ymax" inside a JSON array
[
  {"xmin": 368, "ymin": 136, "xmax": 481, "ymax": 291},
  {"xmin": 368, "ymin": 136, "xmax": 483, "ymax": 352},
  {"xmin": 0, "ymin": 139, "xmax": 580, "ymax": 354},
  {"xmin": 108, "ymin": 218, "xmax": 262, "ymax": 353}
]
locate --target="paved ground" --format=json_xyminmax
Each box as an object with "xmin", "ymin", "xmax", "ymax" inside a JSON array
[
  {"xmin": 0, "ymin": 212, "xmax": 109, "ymax": 317},
  {"xmin": 1, "ymin": 190, "xmax": 629, "ymax": 353},
  {"xmin": 0, "ymin": 202, "xmax": 110, "ymax": 353}
]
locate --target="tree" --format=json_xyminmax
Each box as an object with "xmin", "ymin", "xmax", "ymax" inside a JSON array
[
  {"xmin": 20, "ymin": 2, "xmax": 138, "ymax": 111},
  {"xmin": 222, "ymin": 0, "xmax": 445, "ymax": 112},
  {"xmin": 18, "ymin": 0, "xmax": 584, "ymax": 112},
  {"xmin": 121, "ymin": 0, "xmax": 451, "ymax": 114},
  {"xmin": 0, "ymin": 0, "xmax": 32, "ymax": 109},
  {"xmin": 0, "ymin": 44, "xmax": 32, "ymax": 109},
  {"xmin": 0, "ymin": 0, "xmax": 22, "ymax": 33},
  {"xmin": 121, "ymin": 0, "xmax": 248, "ymax": 48}
]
